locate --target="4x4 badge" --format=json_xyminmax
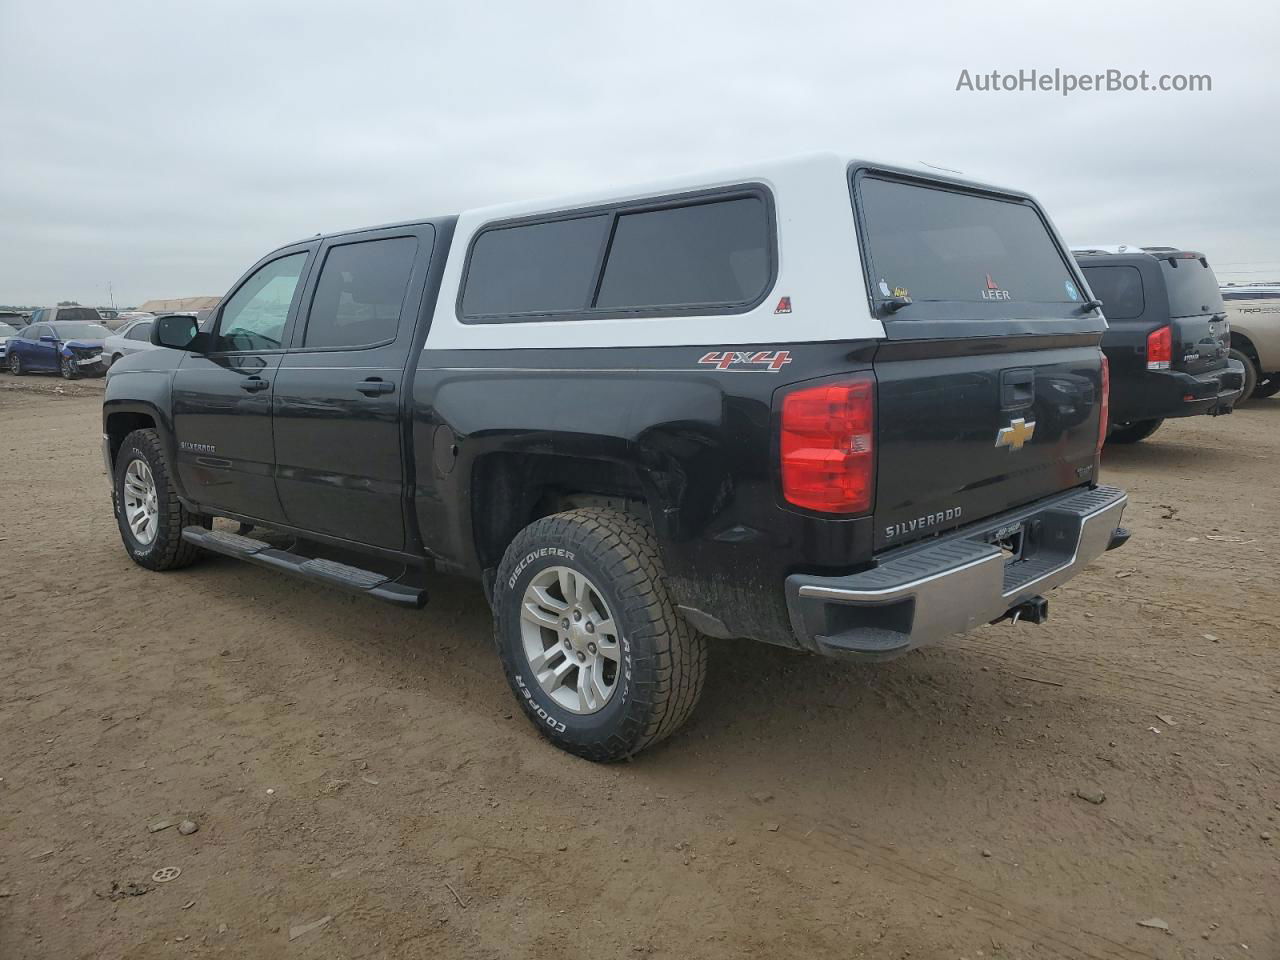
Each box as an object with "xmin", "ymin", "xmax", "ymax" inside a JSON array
[
  {"xmin": 995, "ymin": 417, "xmax": 1036, "ymax": 451},
  {"xmin": 698, "ymin": 350, "xmax": 792, "ymax": 372}
]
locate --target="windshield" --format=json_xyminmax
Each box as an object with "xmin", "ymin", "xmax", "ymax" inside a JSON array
[
  {"xmin": 857, "ymin": 175, "xmax": 1082, "ymax": 319},
  {"xmin": 1160, "ymin": 257, "xmax": 1224, "ymax": 317},
  {"xmin": 51, "ymin": 322, "xmax": 110, "ymax": 339},
  {"xmin": 0, "ymin": 322, "xmax": 18, "ymax": 337}
]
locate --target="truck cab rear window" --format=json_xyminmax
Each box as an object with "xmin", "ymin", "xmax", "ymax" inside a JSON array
[
  {"xmin": 460, "ymin": 192, "xmax": 772, "ymax": 321},
  {"xmin": 857, "ymin": 176, "xmax": 1079, "ymax": 315}
]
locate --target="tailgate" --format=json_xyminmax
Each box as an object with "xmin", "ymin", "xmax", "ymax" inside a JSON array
[
  {"xmin": 873, "ymin": 336, "xmax": 1102, "ymax": 550},
  {"xmin": 852, "ymin": 171, "xmax": 1104, "ymax": 552},
  {"xmin": 1160, "ymin": 254, "xmax": 1229, "ymax": 375}
]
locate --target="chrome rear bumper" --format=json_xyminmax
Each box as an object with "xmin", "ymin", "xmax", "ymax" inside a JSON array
[{"xmin": 785, "ymin": 485, "xmax": 1128, "ymax": 660}]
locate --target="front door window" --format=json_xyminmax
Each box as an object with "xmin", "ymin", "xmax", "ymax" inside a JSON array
[{"xmin": 215, "ymin": 253, "xmax": 308, "ymax": 351}]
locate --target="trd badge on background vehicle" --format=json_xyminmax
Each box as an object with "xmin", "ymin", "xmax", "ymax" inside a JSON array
[{"xmin": 995, "ymin": 417, "xmax": 1036, "ymax": 451}]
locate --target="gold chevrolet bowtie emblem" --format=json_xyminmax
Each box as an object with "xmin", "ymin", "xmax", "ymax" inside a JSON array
[{"xmin": 995, "ymin": 417, "xmax": 1036, "ymax": 451}]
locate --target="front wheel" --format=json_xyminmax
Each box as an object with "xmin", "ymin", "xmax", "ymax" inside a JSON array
[
  {"xmin": 1251, "ymin": 373, "xmax": 1280, "ymax": 399},
  {"xmin": 60, "ymin": 356, "xmax": 79, "ymax": 380},
  {"xmin": 113, "ymin": 429, "xmax": 203, "ymax": 570},
  {"xmin": 493, "ymin": 508, "xmax": 707, "ymax": 761},
  {"xmin": 1229, "ymin": 348, "xmax": 1259, "ymax": 402},
  {"xmin": 9, "ymin": 353, "xmax": 23, "ymax": 375},
  {"xmin": 1106, "ymin": 418, "xmax": 1164, "ymax": 444}
]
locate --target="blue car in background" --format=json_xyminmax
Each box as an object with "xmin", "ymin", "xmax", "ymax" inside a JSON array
[{"xmin": 8, "ymin": 318, "xmax": 112, "ymax": 379}]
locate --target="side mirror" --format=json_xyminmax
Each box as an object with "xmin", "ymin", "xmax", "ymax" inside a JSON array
[
  {"xmin": 152, "ymin": 314, "xmax": 201, "ymax": 351},
  {"xmin": 40, "ymin": 334, "xmax": 58, "ymax": 343}
]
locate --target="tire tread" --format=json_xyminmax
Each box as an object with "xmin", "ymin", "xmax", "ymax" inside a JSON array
[
  {"xmin": 116, "ymin": 429, "xmax": 202, "ymax": 571},
  {"xmin": 495, "ymin": 508, "xmax": 707, "ymax": 761}
]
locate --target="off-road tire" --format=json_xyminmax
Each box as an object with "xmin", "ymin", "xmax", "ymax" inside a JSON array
[
  {"xmin": 1229, "ymin": 347, "xmax": 1258, "ymax": 402},
  {"xmin": 9, "ymin": 353, "xmax": 23, "ymax": 375},
  {"xmin": 114, "ymin": 429, "xmax": 203, "ymax": 571},
  {"xmin": 1106, "ymin": 418, "xmax": 1164, "ymax": 444},
  {"xmin": 493, "ymin": 508, "xmax": 707, "ymax": 761},
  {"xmin": 60, "ymin": 356, "xmax": 79, "ymax": 380},
  {"xmin": 1251, "ymin": 373, "xmax": 1280, "ymax": 399}
]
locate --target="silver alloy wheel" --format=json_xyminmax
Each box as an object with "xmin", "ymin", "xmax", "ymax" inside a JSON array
[
  {"xmin": 519, "ymin": 565, "xmax": 621, "ymax": 715},
  {"xmin": 122, "ymin": 458, "xmax": 160, "ymax": 546}
]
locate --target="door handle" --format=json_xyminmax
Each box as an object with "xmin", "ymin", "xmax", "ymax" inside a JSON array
[
  {"xmin": 999, "ymin": 368, "xmax": 1035, "ymax": 410},
  {"xmin": 240, "ymin": 377, "xmax": 270, "ymax": 392},
  {"xmin": 357, "ymin": 378, "xmax": 395, "ymax": 396}
]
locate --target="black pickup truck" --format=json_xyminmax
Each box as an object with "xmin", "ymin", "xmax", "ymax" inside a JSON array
[{"xmin": 103, "ymin": 154, "xmax": 1129, "ymax": 760}]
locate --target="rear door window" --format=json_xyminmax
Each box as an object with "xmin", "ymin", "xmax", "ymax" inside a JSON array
[
  {"xmin": 595, "ymin": 197, "xmax": 770, "ymax": 309},
  {"xmin": 1160, "ymin": 257, "xmax": 1224, "ymax": 317},
  {"xmin": 856, "ymin": 175, "xmax": 1081, "ymax": 319},
  {"xmin": 1081, "ymin": 265, "xmax": 1145, "ymax": 320},
  {"xmin": 303, "ymin": 236, "xmax": 418, "ymax": 348}
]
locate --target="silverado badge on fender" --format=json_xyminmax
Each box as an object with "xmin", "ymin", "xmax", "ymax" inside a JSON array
[{"xmin": 995, "ymin": 417, "xmax": 1036, "ymax": 451}]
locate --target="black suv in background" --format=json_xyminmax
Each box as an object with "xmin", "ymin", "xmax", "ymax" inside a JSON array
[{"xmin": 1073, "ymin": 246, "xmax": 1244, "ymax": 443}]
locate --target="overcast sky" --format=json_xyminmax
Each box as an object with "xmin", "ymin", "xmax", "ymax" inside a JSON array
[{"xmin": 2, "ymin": 0, "xmax": 1277, "ymax": 307}]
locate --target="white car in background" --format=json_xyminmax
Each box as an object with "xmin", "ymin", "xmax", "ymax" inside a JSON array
[
  {"xmin": 1221, "ymin": 284, "xmax": 1280, "ymax": 400},
  {"xmin": 102, "ymin": 317, "xmax": 157, "ymax": 368},
  {"xmin": 0, "ymin": 320, "xmax": 21, "ymax": 363}
]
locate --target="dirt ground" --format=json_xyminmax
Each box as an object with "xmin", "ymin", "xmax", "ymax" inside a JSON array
[{"xmin": 1, "ymin": 373, "xmax": 1277, "ymax": 960}]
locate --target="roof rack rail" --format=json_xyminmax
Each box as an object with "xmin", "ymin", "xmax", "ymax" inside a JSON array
[{"xmin": 1069, "ymin": 244, "xmax": 1147, "ymax": 255}]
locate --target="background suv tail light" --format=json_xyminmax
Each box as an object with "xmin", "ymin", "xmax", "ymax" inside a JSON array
[
  {"xmin": 1146, "ymin": 326, "xmax": 1172, "ymax": 370},
  {"xmin": 780, "ymin": 376, "xmax": 875, "ymax": 514},
  {"xmin": 1097, "ymin": 353, "xmax": 1110, "ymax": 456}
]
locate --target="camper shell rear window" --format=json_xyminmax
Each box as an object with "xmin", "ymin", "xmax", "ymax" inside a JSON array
[{"xmin": 852, "ymin": 172, "xmax": 1084, "ymax": 322}]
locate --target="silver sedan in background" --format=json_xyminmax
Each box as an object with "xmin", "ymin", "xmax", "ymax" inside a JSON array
[{"xmin": 102, "ymin": 317, "xmax": 157, "ymax": 368}]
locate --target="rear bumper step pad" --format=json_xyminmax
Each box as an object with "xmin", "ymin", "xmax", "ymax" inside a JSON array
[{"xmin": 181, "ymin": 527, "xmax": 427, "ymax": 609}]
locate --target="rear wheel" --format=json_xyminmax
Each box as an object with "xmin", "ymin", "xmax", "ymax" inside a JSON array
[
  {"xmin": 1106, "ymin": 419, "xmax": 1164, "ymax": 444},
  {"xmin": 60, "ymin": 356, "xmax": 79, "ymax": 380},
  {"xmin": 1251, "ymin": 373, "xmax": 1280, "ymax": 399},
  {"xmin": 9, "ymin": 353, "xmax": 23, "ymax": 375},
  {"xmin": 493, "ymin": 508, "xmax": 707, "ymax": 761},
  {"xmin": 114, "ymin": 429, "xmax": 202, "ymax": 570},
  {"xmin": 1229, "ymin": 347, "xmax": 1258, "ymax": 402}
]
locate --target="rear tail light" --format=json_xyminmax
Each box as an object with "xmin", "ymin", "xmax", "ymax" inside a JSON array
[
  {"xmin": 780, "ymin": 376, "xmax": 874, "ymax": 514},
  {"xmin": 1146, "ymin": 326, "xmax": 1172, "ymax": 371},
  {"xmin": 1097, "ymin": 353, "xmax": 1110, "ymax": 456}
]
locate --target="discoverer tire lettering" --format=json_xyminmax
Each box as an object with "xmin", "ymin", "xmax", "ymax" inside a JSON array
[{"xmin": 493, "ymin": 508, "xmax": 706, "ymax": 762}]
